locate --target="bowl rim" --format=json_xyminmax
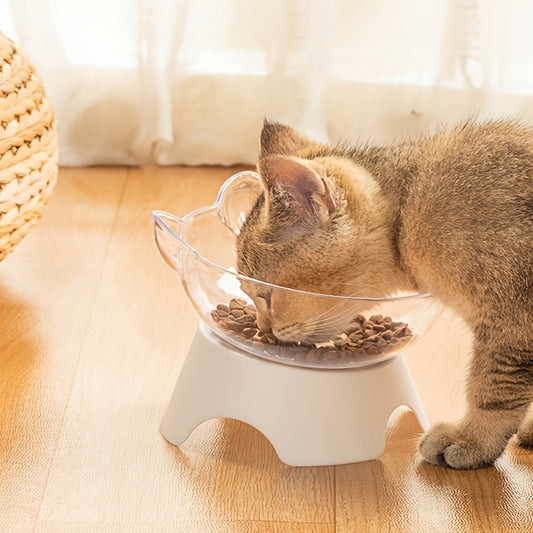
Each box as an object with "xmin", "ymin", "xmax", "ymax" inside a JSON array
[{"xmin": 152, "ymin": 171, "xmax": 433, "ymax": 303}]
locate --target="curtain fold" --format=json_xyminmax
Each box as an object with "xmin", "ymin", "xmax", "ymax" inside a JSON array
[
  {"xmin": 4, "ymin": 0, "xmax": 533, "ymax": 166},
  {"xmin": 137, "ymin": 0, "xmax": 189, "ymax": 161}
]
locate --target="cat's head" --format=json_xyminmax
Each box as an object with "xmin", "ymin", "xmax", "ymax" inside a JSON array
[{"xmin": 236, "ymin": 122, "xmax": 404, "ymax": 343}]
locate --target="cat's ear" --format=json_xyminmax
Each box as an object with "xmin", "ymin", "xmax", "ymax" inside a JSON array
[
  {"xmin": 259, "ymin": 156, "xmax": 335, "ymax": 230},
  {"xmin": 261, "ymin": 120, "xmax": 321, "ymax": 156}
]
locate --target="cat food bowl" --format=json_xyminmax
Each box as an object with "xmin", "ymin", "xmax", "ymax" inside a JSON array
[
  {"xmin": 153, "ymin": 170, "xmax": 438, "ymax": 370},
  {"xmin": 152, "ymin": 170, "xmax": 438, "ymax": 466}
]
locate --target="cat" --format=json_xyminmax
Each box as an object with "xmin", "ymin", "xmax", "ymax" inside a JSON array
[{"xmin": 235, "ymin": 119, "xmax": 533, "ymax": 469}]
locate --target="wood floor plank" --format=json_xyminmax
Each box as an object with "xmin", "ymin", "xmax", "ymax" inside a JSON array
[
  {"xmin": 336, "ymin": 322, "xmax": 533, "ymax": 533},
  {"xmin": 336, "ymin": 437, "xmax": 533, "ymax": 533},
  {"xmin": 2, "ymin": 166, "xmax": 533, "ymax": 533},
  {"xmin": 34, "ymin": 520, "xmax": 334, "ymax": 533},
  {"xmin": 0, "ymin": 168, "xmax": 128, "ymax": 533},
  {"xmin": 36, "ymin": 166, "xmax": 335, "ymax": 530}
]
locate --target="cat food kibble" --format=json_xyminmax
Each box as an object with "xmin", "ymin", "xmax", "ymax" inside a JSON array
[{"xmin": 210, "ymin": 298, "xmax": 413, "ymax": 365}]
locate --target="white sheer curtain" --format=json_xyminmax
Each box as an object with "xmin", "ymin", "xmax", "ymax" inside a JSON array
[{"xmin": 2, "ymin": 0, "xmax": 533, "ymax": 166}]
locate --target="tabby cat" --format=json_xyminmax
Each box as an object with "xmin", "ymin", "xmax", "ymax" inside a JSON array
[{"xmin": 236, "ymin": 119, "xmax": 533, "ymax": 469}]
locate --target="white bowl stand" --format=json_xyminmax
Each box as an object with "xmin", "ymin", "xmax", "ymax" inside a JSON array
[{"xmin": 160, "ymin": 324, "xmax": 429, "ymax": 466}]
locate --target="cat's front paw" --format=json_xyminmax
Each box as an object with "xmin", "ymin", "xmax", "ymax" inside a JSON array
[{"xmin": 418, "ymin": 422, "xmax": 501, "ymax": 469}]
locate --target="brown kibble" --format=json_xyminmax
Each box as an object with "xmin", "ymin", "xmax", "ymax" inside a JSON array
[
  {"xmin": 346, "ymin": 324, "xmax": 362, "ymax": 335},
  {"xmin": 374, "ymin": 336, "xmax": 388, "ymax": 348},
  {"xmin": 306, "ymin": 349, "xmax": 321, "ymax": 363},
  {"xmin": 244, "ymin": 305, "xmax": 257, "ymax": 316},
  {"xmin": 239, "ymin": 314, "xmax": 256, "ymax": 325},
  {"xmin": 230, "ymin": 308, "xmax": 244, "ymax": 318},
  {"xmin": 321, "ymin": 350, "xmax": 339, "ymax": 363},
  {"xmin": 224, "ymin": 319, "xmax": 245, "ymax": 332},
  {"xmin": 334, "ymin": 338, "xmax": 348, "ymax": 348},
  {"xmin": 229, "ymin": 298, "xmax": 247, "ymax": 309},
  {"xmin": 211, "ymin": 300, "xmax": 413, "ymax": 365},
  {"xmin": 364, "ymin": 345, "xmax": 380, "ymax": 355},
  {"xmin": 242, "ymin": 327, "xmax": 257, "ymax": 339},
  {"xmin": 393, "ymin": 325, "xmax": 409, "ymax": 337}
]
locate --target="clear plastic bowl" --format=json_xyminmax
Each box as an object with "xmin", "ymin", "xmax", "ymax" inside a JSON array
[{"xmin": 153, "ymin": 171, "xmax": 440, "ymax": 369}]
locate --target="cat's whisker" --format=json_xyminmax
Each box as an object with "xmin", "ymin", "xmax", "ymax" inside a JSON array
[
  {"xmin": 290, "ymin": 312, "xmax": 354, "ymax": 339},
  {"xmin": 300, "ymin": 315, "xmax": 347, "ymax": 331},
  {"xmin": 303, "ymin": 303, "xmax": 359, "ymax": 326},
  {"xmin": 304, "ymin": 300, "xmax": 352, "ymax": 320}
]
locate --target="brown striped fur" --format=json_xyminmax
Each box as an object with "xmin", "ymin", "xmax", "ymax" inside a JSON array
[{"xmin": 236, "ymin": 119, "xmax": 533, "ymax": 469}]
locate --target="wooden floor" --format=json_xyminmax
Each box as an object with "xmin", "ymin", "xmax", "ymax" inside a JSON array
[{"xmin": 2, "ymin": 166, "xmax": 533, "ymax": 533}]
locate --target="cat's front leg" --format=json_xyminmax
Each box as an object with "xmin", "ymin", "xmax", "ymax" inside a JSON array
[
  {"xmin": 419, "ymin": 337, "xmax": 533, "ymax": 469},
  {"xmin": 516, "ymin": 403, "xmax": 533, "ymax": 449}
]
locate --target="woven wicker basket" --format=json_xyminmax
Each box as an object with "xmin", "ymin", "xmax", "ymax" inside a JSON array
[{"xmin": 0, "ymin": 32, "xmax": 58, "ymax": 261}]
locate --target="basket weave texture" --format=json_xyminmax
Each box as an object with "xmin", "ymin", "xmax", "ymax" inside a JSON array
[{"xmin": 0, "ymin": 32, "xmax": 58, "ymax": 261}]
